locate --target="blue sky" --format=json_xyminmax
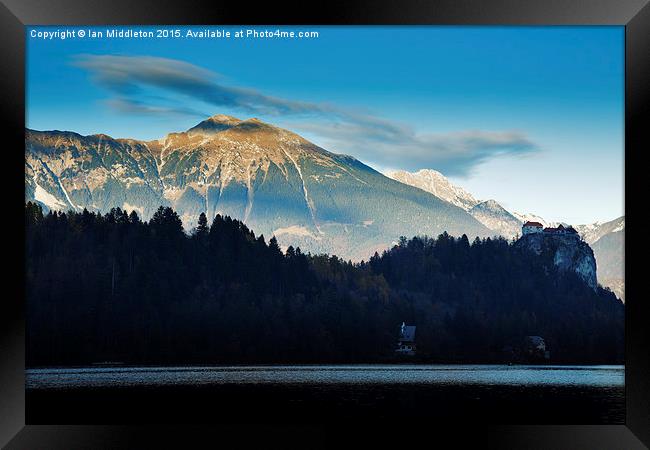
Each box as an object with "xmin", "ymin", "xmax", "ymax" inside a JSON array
[{"xmin": 26, "ymin": 26, "xmax": 624, "ymax": 224}]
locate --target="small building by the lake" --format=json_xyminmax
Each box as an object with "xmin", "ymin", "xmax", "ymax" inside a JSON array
[
  {"xmin": 525, "ymin": 335, "xmax": 551, "ymax": 360},
  {"xmin": 395, "ymin": 322, "xmax": 417, "ymax": 356}
]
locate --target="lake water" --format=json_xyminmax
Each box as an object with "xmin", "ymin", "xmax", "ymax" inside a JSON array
[
  {"xmin": 26, "ymin": 364, "xmax": 624, "ymax": 389},
  {"xmin": 26, "ymin": 365, "xmax": 625, "ymax": 423}
]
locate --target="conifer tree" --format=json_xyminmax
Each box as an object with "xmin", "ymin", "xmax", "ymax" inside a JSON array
[{"xmin": 196, "ymin": 212, "xmax": 209, "ymax": 237}]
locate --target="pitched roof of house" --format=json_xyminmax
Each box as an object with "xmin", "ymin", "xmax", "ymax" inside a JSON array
[{"xmin": 523, "ymin": 221, "xmax": 543, "ymax": 227}]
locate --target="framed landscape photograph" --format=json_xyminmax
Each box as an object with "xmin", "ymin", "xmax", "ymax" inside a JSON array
[{"xmin": 1, "ymin": 0, "xmax": 649, "ymax": 448}]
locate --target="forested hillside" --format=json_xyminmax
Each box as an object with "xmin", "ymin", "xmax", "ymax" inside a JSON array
[{"xmin": 25, "ymin": 202, "xmax": 624, "ymax": 366}]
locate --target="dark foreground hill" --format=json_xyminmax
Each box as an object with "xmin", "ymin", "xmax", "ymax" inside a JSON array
[{"xmin": 25, "ymin": 202, "xmax": 623, "ymax": 366}]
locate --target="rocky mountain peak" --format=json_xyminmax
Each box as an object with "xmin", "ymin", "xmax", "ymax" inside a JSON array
[
  {"xmin": 186, "ymin": 114, "xmax": 243, "ymax": 136},
  {"xmin": 386, "ymin": 168, "xmax": 479, "ymax": 211},
  {"xmin": 91, "ymin": 133, "xmax": 116, "ymax": 140},
  {"xmin": 209, "ymin": 114, "xmax": 241, "ymax": 123}
]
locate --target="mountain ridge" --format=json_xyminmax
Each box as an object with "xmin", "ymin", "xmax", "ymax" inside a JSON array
[{"xmin": 25, "ymin": 115, "xmax": 491, "ymax": 261}]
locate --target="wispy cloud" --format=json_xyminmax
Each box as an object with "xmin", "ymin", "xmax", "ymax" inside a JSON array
[
  {"xmin": 297, "ymin": 121, "xmax": 538, "ymax": 176},
  {"xmin": 73, "ymin": 54, "xmax": 540, "ymax": 176},
  {"xmin": 105, "ymin": 98, "xmax": 208, "ymax": 117},
  {"xmin": 73, "ymin": 54, "xmax": 326, "ymax": 116}
]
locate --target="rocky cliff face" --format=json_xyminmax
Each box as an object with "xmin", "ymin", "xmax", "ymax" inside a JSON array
[{"xmin": 516, "ymin": 232, "xmax": 598, "ymax": 290}]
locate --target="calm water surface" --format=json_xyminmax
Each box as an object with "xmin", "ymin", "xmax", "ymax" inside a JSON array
[{"xmin": 26, "ymin": 365, "xmax": 624, "ymax": 390}]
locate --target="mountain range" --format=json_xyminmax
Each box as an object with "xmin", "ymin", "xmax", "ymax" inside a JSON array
[
  {"xmin": 25, "ymin": 114, "xmax": 623, "ymax": 300},
  {"xmin": 25, "ymin": 115, "xmax": 491, "ymax": 261},
  {"xmin": 388, "ymin": 169, "xmax": 528, "ymax": 239}
]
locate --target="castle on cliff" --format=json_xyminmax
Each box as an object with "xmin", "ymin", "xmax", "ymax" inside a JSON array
[{"xmin": 522, "ymin": 221, "xmax": 579, "ymax": 237}]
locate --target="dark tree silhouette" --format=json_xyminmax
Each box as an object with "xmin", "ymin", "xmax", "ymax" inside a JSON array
[
  {"xmin": 25, "ymin": 202, "xmax": 624, "ymax": 366},
  {"xmin": 195, "ymin": 212, "xmax": 209, "ymax": 238}
]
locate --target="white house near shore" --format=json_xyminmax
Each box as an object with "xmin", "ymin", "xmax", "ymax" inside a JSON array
[{"xmin": 395, "ymin": 322, "xmax": 417, "ymax": 356}]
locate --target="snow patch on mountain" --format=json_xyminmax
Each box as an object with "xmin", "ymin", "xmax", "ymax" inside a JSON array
[
  {"xmin": 34, "ymin": 184, "xmax": 67, "ymax": 210},
  {"xmin": 57, "ymin": 177, "xmax": 79, "ymax": 210},
  {"xmin": 575, "ymin": 216, "xmax": 625, "ymax": 244},
  {"xmin": 386, "ymin": 169, "xmax": 479, "ymax": 211},
  {"xmin": 469, "ymin": 200, "xmax": 522, "ymax": 238},
  {"xmin": 512, "ymin": 212, "xmax": 549, "ymax": 227},
  {"xmin": 123, "ymin": 202, "xmax": 144, "ymax": 217},
  {"xmin": 273, "ymin": 225, "xmax": 321, "ymax": 240}
]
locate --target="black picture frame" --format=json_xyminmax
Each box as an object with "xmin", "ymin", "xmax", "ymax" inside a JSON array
[{"xmin": 2, "ymin": 1, "xmax": 648, "ymax": 448}]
